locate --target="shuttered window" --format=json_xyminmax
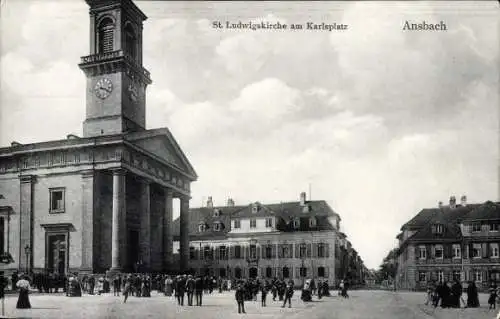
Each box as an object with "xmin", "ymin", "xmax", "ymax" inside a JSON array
[{"xmin": 98, "ymin": 18, "xmax": 114, "ymax": 53}]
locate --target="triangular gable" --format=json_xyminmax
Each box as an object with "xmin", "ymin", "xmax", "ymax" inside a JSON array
[{"xmin": 125, "ymin": 128, "xmax": 197, "ymax": 179}]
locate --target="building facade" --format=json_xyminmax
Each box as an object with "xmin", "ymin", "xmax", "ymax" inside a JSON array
[
  {"xmin": 0, "ymin": 0, "xmax": 196, "ymax": 275},
  {"xmin": 396, "ymin": 196, "xmax": 500, "ymax": 291},
  {"xmin": 173, "ymin": 193, "xmax": 364, "ymax": 288}
]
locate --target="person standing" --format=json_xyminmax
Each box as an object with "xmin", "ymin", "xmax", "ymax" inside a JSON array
[
  {"xmin": 261, "ymin": 280, "xmax": 269, "ymax": 307},
  {"xmin": 466, "ymin": 281, "xmax": 480, "ymax": 308},
  {"xmin": 488, "ymin": 282, "xmax": 498, "ymax": 310},
  {"xmin": 195, "ymin": 275, "xmax": 203, "ymax": 306},
  {"xmin": 175, "ymin": 275, "xmax": 186, "ymax": 306},
  {"xmin": 113, "ymin": 275, "xmax": 121, "ymax": 296},
  {"xmin": 235, "ymin": 281, "xmax": 246, "ymax": 314},
  {"xmin": 165, "ymin": 275, "xmax": 173, "ymax": 297},
  {"xmin": 186, "ymin": 275, "xmax": 195, "ymax": 306},
  {"xmin": 281, "ymin": 281, "xmax": 294, "ymax": 308},
  {"xmin": 16, "ymin": 275, "xmax": 31, "ymax": 309},
  {"xmin": 123, "ymin": 276, "xmax": 132, "ymax": 304},
  {"xmin": 450, "ymin": 279, "xmax": 463, "ymax": 308}
]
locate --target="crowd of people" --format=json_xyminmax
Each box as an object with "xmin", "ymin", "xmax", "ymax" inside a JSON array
[{"xmin": 424, "ymin": 279, "xmax": 497, "ymax": 309}]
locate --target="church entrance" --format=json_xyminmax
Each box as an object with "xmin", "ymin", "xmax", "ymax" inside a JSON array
[
  {"xmin": 249, "ymin": 267, "xmax": 258, "ymax": 279},
  {"xmin": 128, "ymin": 229, "xmax": 139, "ymax": 272},
  {"xmin": 47, "ymin": 234, "xmax": 67, "ymax": 275}
]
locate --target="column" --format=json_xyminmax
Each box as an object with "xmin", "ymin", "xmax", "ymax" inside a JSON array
[
  {"xmin": 81, "ymin": 170, "xmax": 96, "ymax": 272},
  {"xmin": 139, "ymin": 179, "xmax": 151, "ymax": 271},
  {"xmin": 163, "ymin": 189, "xmax": 173, "ymax": 271},
  {"xmin": 19, "ymin": 175, "xmax": 35, "ymax": 272},
  {"xmin": 179, "ymin": 196, "xmax": 190, "ymax": 270},
  {"xmin": 111, "ymin": 169, "xmax": 126, "ymax": 271}
]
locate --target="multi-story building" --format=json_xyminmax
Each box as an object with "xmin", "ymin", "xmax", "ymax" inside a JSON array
[
  {"xmin": 173, "ymin": 192, "xmax": 363, "ymax": 287},
  {"xmin": 396, "ymin": 196, "xmax": 500, "ymax": 291}
]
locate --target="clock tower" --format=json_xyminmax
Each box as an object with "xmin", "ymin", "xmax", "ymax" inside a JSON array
[{"xmin": 79, "ymin": 0, "xmax": 152, "ymax": 137}]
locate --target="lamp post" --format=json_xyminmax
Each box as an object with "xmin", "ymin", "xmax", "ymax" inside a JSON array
[{"xmin": 24, "ymin": 245, "xmax": 31, "ymax": 274}]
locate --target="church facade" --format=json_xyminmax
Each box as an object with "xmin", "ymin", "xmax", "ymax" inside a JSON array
[{"xmin": 0, "ymin": 0, "xmax": 196, "ymax": 275}]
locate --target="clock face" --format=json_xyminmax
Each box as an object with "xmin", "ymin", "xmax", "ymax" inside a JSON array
[
  {"xmin": 128, "ymin": 84, "xmax": 139, "ymax": 103},
  {"xmin": 94, "ymin": 78, "xmax": 113, "ymax": 99}
]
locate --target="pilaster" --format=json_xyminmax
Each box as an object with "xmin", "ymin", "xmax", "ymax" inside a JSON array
[
  {"xmin": 81, "ymin": 170, "xmax": 96, "ymax": 272},
  {"xmin": 19, "ymin": 175, "xmax": 35, "ymax": 272},
  {"xmin": 138, "ymin": 178, "xmax": 151, "ymax": 270},
  {"xmin": 163, "ymin": 188, "xmax": 173, "ymax": 271}
]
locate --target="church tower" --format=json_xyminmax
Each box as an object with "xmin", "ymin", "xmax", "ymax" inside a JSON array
[{"xmin": 79, "ymin": 0, "xmax": 152, "ymax": 137}]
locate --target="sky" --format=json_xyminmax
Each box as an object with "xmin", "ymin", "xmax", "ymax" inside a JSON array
[{"xmin": 0, "ymin": 1, "xmax": 498, "ymax": 269}]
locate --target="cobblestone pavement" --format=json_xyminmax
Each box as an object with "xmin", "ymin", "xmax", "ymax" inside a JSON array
[{"xmin": 0, "ymin": 290, "xmax": 498, "ymax": 319}]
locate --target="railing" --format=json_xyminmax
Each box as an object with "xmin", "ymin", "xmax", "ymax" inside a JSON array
[{"xmin": 80, "ymin": 50, "xmax": 123, "ymax": 63}]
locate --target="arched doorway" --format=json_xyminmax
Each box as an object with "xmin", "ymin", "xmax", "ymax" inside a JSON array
[
  {"xmin": 282, "ymin": 267, "xmax": 290, "ymax": 279},
  {"xmin": 249, "ymin": 267, "xmax": 258, "ymax": 279}
]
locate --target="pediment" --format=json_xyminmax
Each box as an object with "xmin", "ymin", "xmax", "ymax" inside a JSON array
[{"xmin": 126, "ymin": 128, "xmax": 197, "ymax": 180}]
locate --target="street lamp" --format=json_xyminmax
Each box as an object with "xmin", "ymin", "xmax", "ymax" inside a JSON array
[{"xmin": 24, "ymin": 245, "xmax": 31, "ymax": 274}]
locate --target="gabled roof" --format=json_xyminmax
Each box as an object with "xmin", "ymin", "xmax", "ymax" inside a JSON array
[
  {"xmin": 462, "ymin": 201, "xmax": 500, "ymax": 222},
  {"xmin": 125, "ymin": 128, "xmax": 197, "ymax": 180},
  {"xmin": 401, "ymin": 204, "xmax": 480, "ymax": 231},
  {"xmin": 230, "ymin": 202, "xmax": 277, "ymax": 218}
]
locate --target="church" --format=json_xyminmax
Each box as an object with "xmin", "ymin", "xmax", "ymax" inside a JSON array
[{"xmin": 0, "ymin": 0, "xmax": 196, "ymax": 275}]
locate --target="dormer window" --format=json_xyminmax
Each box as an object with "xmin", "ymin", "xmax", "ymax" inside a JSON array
[
  {"xmin": 309, "ymin": 217, "xmax": 317, "ymax": 228},
  {"xmin": 293, "ymin": 218, "xmax": 300, "ymax": 229},
  {"xmin": 252, "ymin": 203, "xmax": 260, "ymax": 214},
  {"xmin": 213, "ymin": 209, "xmax": 221, "ymax": 218},
  {"xmin": 198, "ymin": 222, "xmax": 207, "ymax": 232},
  {"xmin": 432, "ymin": 223, "xmax": 444, "ymax": 234},
  {"xmin": 213, "ymin": 221, "xmax": 223, "ymax": 231},
  {"xmin": 265, "ymin": 217, "xmax": 273, "ymax": 228}
]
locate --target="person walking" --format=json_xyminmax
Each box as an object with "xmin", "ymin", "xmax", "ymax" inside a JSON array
[
  {"xmin": 123, "ymin": 276, "xmax": 132, "ymax": 304},
  {"xmin": 113, "ymin": 275, "xmax": 121, "ymax": 296},
  {"xmin": 466, "ymin": 281, "xmax": 480, "ymax": 308},
  {"xmin": 186, "ymin": 275, "xmax": 195, "ymax": 306},
  {"xmin": 261, "ymin": 280, "xmax": 269, "ymax": 307},
  {"xmin": 281, "ymin": 281, "xmax": 294, "ymax": 308},
  {"xmin": 195, "ymin": 275, "xmax": 203, "ymax": 306},
  {"xmin": 164, "ymin": 275, "xmax": 173, "ymax": 297},
  {"xmin": 488, "ymin": 282, "xmax": 498, "ymax": 310},
  {"xmin": 175, "ymin": 275, "xmax": 186, "ymax": 306},
  {"xmin": 235, "ymin": 281, "xmax": 246, "ymax": 314},
  {"xmin": 450, "ymin": 280, "xmax": 462, "ymax": 308},
  {"xmin": 15, "ymin": 275, "xmax": 31, "ymax": 309}
]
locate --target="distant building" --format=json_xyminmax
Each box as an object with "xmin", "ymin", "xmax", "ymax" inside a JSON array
[
  {"xmin": 173, "ymin": 192, "xmax": 365, "ymax": 287},
  {"xmin": 396, "ymin": 196, "xmax": 500, "ymax": 291}
]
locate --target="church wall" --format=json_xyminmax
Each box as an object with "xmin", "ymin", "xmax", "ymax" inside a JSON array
[
  {"xmin": 32, "ymin": 174, "xmax": 83, "ymax": 270},
  {"xmin": 97, "ymin": 172, "xmax": 113, "ymax": 272},
  {"xmin": 0, "ymin": 175, "xmax": 21, "ymax": 271}
]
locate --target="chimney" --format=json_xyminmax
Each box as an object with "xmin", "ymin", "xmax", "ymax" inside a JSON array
[
  {"xmin": 438, "ymin": 201, "xmax": 443, "ymax": 209},
  {"xmin": 449, "ymin": 196, "xmax": 456, "ymax": 209},
  {"xmin": 300, "ymin": 192, "xmax": 307, "ymax": 206},
  {"xmin": 460, "ymin": 195, "xmax": 467, "ymax": 207},
  {"xmin": 227, "ymin": 198, "xmax": 235, "ymax": 207},
  {"xmin": 206, "ymin": 196, "xmax": 213, "ymax": 208}
]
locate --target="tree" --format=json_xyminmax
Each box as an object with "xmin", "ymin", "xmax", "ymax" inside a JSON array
[{"xmin": 377, "ymin": 248, "xmax": 399, "ymax": 282}]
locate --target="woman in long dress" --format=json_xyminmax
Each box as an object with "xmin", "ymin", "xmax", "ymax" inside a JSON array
[
  {"xmin": 16, "ymin": 275, "xmax": 31, "ymax": 309},
  {"xmin": 164, "ymin": 276, "xmax": 173, "ymax": 296}
]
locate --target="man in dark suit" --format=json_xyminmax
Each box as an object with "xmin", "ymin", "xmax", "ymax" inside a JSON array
[
  {"xmin": 195, "ymin": 275, "xmax": 204, "ymax": 306},
  {"xmin": 175, "ymin": 275, "xmax": 186, "ymax": 306}
]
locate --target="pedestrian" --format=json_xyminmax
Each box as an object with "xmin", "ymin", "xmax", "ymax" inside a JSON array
[
  {"xmin": 195, "ymin": 275, "xmax": 203, "ymax": 306},
  {"xmin": 450, "ymin": 280, "xmax": 462, "ymax": 308},
  {"xmin": 123, "ymin": 276, "xmax": 131, "ymax": 304},
  {"xmin": 317, "ymin": 279, "xmax": 323, "ymax": 299},
  {"xmin": 424, "ymin": 281, "xmax": 434, "ymax": 306},
  {"xmin": 489, "ymin": 282, "xmax": 497, "ymax": 310},
  {"xmin": 16, "ymin": 275, "xmax": 31, "ymax": 309},
  {"xmin": 281, "ymin": 281, "xmax": 294, "ymax": 308},
  {"xmin": 235, "ymin": 281, "xmax": 246, "ymax": 314},
  {"xmin": 164, "ymin": 275, "xmax": 173, "ymax": 297},
  {"xmin": 113, "ymin": 275, "xmax": 121, "ymax": 296},
  {"xmin": 175, "ymin": 275, "xmax": 185, "ymax": 306},
  {"xmin": 186, "ymin": 275, "xmax": 195, "ymax": 306},
  {"xmin": 466, "ymin": 281, "xmax": 480, "ymax": 308},
  {"xmin": 261, "ymin": 280, "xmax": 268, "ymax": 307}
]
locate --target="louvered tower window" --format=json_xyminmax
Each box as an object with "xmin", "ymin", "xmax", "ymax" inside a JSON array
[
  {"xmin": 124, "ymin": 24, "xmax": 137, "ymax": 61},
  {"xmin": 98, "ymin": 18, "xmax": 114, "ymax": 53}
]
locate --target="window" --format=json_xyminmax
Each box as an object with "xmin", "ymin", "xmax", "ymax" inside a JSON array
[
  {"xmin": 203, "ymin": 246, "xmax": 213, "ymax": 260},
  {"xmin": 219, "ymin": 246, "xmax": 227, "ymax": 260},
  {"xmin": 233, "ymin": 220, "xmax": 241, "ymax": 229},
  {"xmin": 318, "ymin": 267, "xmax": 325, "ymax": 278},
  {"xmin": 419, "ymin": 246, "xmax": 427, "ymax": 260},
  {"xmin": 490, "ymin": 224, "xmax": 499, "ymax": 232},
  {"xmin": 198, "ymin": 223, "xmax": 206, "ymax": 232},
  {"xmin": 300, "ymin": 267, "xmax": 307, "ymax": 277},
  {"xmin": 234, "ymin": 245, "xmax": 242, "ymax": 259},
  {"xmin": 299, "ymin": 244, "xmax": 307, "ymax": 258},
  {"xmin": 309, "ymin": 217, "xmax": 317, "ymax": 228},
  {"xmin": 265, "ymin": 218, "xmax": 273, "ymax": 228},
  {"xmin": 436, "ymin": 224, "xmax": 444, "ymax": 234},
  {"xmin": 252, "ymin": 204, "xmax": 259, "ymax": 213},
  {"xmin": 213, "ymin": 209, "xmax": 220, "ymax": 217},
  {"xmin": 213, "ymin": 222, "xmax": 222, "ymax": 231},
  {"xmin": 491, "ymin": 243, "xmax": 499, "ymax": 258},
  {"xmin": 282, "ymin": 267, "xmax": 290, "ymax": 279},
  {"xmin": 473, "ymin": 244, "xmax": 481, "ymax": 258},
  {"xmin": 250, "ymin": 219, "xmax": 257, "ymax": 228},
  {"xmin": 472, "ymin": 223, "xmax": 481, "ymax": 232},
  {"xmin": 434, "ymin": 245, "xmax": 443, "ymax": 259},
  {"xmin": 124, "ymin": 24, "xmax": 137, "ymax": 61},
  {"xmin": 235, "ymin": 267, "xmax": 242, "ymax": 279},
  {"xmin": 452, "ymin": 244, "xmax": 461, "ymax": 259},
  {"xmin": 98, "ymin": 18, "xmax": 114, "ymax": 53},
  {"xmin": 189, "ymin": 247, "xmax": 196, "ymax": 260},
  {"xmin": 249, "ymin": 245, "xmax": 257, "ymax": 259},
  {"xmin": 281, "ymin": 245, "xmax": 290, "ymax": 258},
  {"xmin": 474, "ymin": 271, "xmax": 482, "ymax": 282},
  {"xmin": 293, "ymin": 218, "xmax": 300, "ymax": 229},
  {"xmin": 437, "ymin": 271, "xmax": 444, "ymax": 282},
  {"xmin": 265, "ymin": 245, "xmax": 272, "ymax": 259},
  {"xmin": 266, "ymin": 267, "xmax": 272, "ymax": 278},
  {"xmin": 419, "ymin": 272, "xmax": 426, "ymax": 282},
  {"xmin": 452, "ymin": 271, "xmax": 461, "ymax": 281},
  {"xmin": 49, "ymin": 188, "xmax": 65, "ymax": 213},
  {"xmin": 318, "ymin": 243, "xmax": 326, "ymax": 258},
  {"xmin": 0, "ymin": 217, "xmax": 4, "ymax": 254}
]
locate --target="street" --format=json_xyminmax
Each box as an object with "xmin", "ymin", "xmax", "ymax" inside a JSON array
[{"xmin": 1, "ymin": 290, "xmax": 498, "ymax": 319}]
